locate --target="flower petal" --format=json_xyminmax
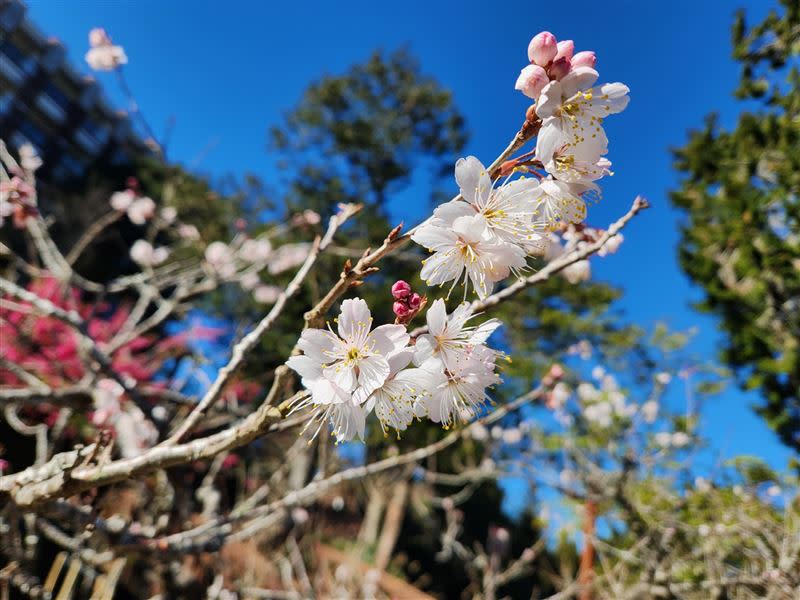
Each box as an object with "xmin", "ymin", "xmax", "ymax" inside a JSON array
[
  {"xmin": 455, "ymin": 156, "xmax": 491, "ymax": 208},
  {"xmin": 411, "ymin": 223, "xmax": 458, "ymax": 251},
  {"xmin": 298, "ymin": 328, "xmax": 336, "ymax": 363},
  {"xmin": 425, "ymin": 299, "xmax": 448, "ymax": 337},
  {"xmin": 338, "ymin": 298, "xmax": 372, "ymax": 342},
  {"xmin": 370, "ymin": 324, "xmax": 409, "ymax": 357},
  {"xmin": 432, "ymin": 199, "xmax": 474, "ymax": 226},
  {"xmin": 357, "ymin": 355, "xmax": 390, "ymax": 398},
  {"xmin": 535, "ymin": 81, "xmax": 562, "ymax": 118},
  {"xmin": 323, "ymin": 362, "xmax": 358, "ymax": 392}
]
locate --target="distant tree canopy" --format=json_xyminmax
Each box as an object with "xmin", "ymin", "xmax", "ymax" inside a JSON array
[
  {"xmin": 671, "ymin": 0, "xmax": 800, "ymax": 452},
  {"xmin": 269, "ymin": 49, "xmax": 468, "ymax": 223}
]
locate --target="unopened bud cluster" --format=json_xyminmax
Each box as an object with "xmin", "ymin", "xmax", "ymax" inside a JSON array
[{"xmin": 391, "ymin": 280, "xmax": 424, "ymax": 324}]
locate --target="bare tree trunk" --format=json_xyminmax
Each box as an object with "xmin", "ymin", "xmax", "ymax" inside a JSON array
[
  {"xmin": 358, "ymin": 482, "xmax": 386, "ymax": 548},
  {"xmin": 579, "ymin": 500, "xmax": 597, "ymax": 600},
  {"xmin": 373, "ymin": 478, "xmax": 410, "ymax": 571},
  {"xmin": 288, "ymin": 446, "xmax": 312, "ymax": 491}
]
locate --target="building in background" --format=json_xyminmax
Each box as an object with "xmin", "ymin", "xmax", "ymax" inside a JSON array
[{"xmin": 0, "ymin": 0, "xmax": 150, "ymax": 184}]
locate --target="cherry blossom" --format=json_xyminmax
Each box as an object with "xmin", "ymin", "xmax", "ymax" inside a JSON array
[
  {"xmin": 177, "ymin": 223, "xmax": 200, "ymax": 240},
  {"xmin": 239, "ymin": 238, "xmax": 272, "ymax": 263},
  {"xmin": 92, "ymin": 379, "xmax": 157, "ymax": 458},
  {"xmin": 127, "ymin": 196, "xmax": 156, "ymax": 225},
  {"xmin": 253, "ymin": 284, "xmax": 281, "ymax": 304},
  {"xmin": 531, "ymin": 179, "xmax": 587, "ymax": 231},
  {"xmin": 160, "ymin": 206, "xmax": 178, "ymax": 224},
  {"xmin": 205, "ymin": 241, "xmax": 237, "ymax": 278},
  {"xmin": 287, "ymin": 298, "xmax": 410, "ymax": 441},
  {"xmin": 535, "ymin": 77, "xmax": 630, "ymax": 180},
  {"xmin": 419, "ymin": 344, "xmax": 500, "ymax": 427},
  {"xmin": 130, "ymin": 239, "xmax": 169, "ymax": 267},
  {"xmin": 413, "ymin": 299, "xmax": 501, "ymax": 370},
  {"xmin": 446, "ymin": 155, "xmax": 546, "ymax": 251},
  {"xmin": 412, "ymin": 213, "xmax": 526, "ymax": 299},
  {"xmin": 110, "ymin": 189, "xmax": 156, "ymax": 225},
  {"xmin": 85, "ymin": 28, "xmax": 128, "ymax": 71},
  {"xmin": 268, "ymin": 243, "xmax": 310, "ymax": 275},
  {"xmin": 363, "ymin": 349, "xmax": 430, "ymax": 435}
]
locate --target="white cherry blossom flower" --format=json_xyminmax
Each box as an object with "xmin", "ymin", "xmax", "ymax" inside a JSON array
[
  {"xmin": 178, "ymin": 224, "xmax": 200, "ymax": 240},
  {"xmin": 239, "ymin": 238, "xmax": 272, "ymax": 263},
  {"xmin": 85, "ymin": 28, "xmax": 128, "ymax": 71},
  {"xmin": 364, "ymin": 349, "xmax": 431, "ymax": 435},
  {"xmin": 294, "ymin": 298, "xmax": 409, "ymax": 400},
  {"xmin": 322, "ymin": 299, "xmax": 409, "ymax": 402},
  {"xmin": 584, "ymin": 400, "xmax": 613, "ymax": 427},
  {"xmin": 130, "ymin": 240, "xmax": 168, "ymax": 267},
  {"xmin": 92, "ymin": 379, "xmax": 157, "ymax": 458},
  {"xmin": 531, "ymin": 178, "xmax": 587, "ymax": 230},
  {"xmin": 286, "ymin": 354, "xmax": 365, "ymax": 442},
  {"xmin": 268, "ymin": 243, "xmax": 310, "ymax": 275},
  {"xmin": 413, "ymin": 213, "xmax": 526, "ymax": 299},
  {"xmin": 110, "ymin": 190, "xmax": 135, "ymax": 212},
  {"xmin": 535, "ymin": 75, "xmax": 629, "ymax": 179},
  {"xmin": 562, "ymin": 259, "xmax": 591, "ymax": 284},
  {"xmin": 419, "ymin": 344, "xmax": 500, "ymax": 428},
  {"xmin": 655, "ymin": 371, "xmax": 672, "ymax": 385},
  {"xmin": 205, "ymin": 241, "xmax": 237, "ymax": 278},
  {"xmin": 654, "ymin": 431, "xmax": 672, "ymax": 447},
  {"xmin": 160, "ymin": 206, "xmax": 177, "ymax": 224},
  {"xmin": 641, "ymin": 400, "xmax": 659, "ymax": 423},
  {"xmin": 287, "ymin": 299, "xmax": 410, "ymax": 441},
  {"xmin": 253, "ymin": 284, "xmax": 281, "ymax": 304},
  {"xmin": 549, "ymin": 382, "xmax": 571, "ymax": 409},
  {"xmin": 413, "ymin": 299, "xmax": 501, "ymax": 370},
  {"xmin": 240, "ymin": 272, "xmax": 260, "ymax": 291},
  {"xmin": 433, "ymin": 155, "xmax": 546, "ymax": 251},
  {"xmin": 110, "ymin": 191, "xmax": 156, "ymax": 225},
  {"xmin": 127, "ymin": 196, "xmax": 156, "ymax": 225},
  {"xmin": 86, "ymin": 45, "xmax": 128, "ymax": 71},
  {"xmin": 671, "ymin": 431, "xmax": 690, "ymax": 447}
]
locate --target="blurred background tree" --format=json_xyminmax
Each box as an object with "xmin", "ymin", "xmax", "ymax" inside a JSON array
[{"xmin": 671, "ymin": 0, "xmax": 800, "ymax": 453}]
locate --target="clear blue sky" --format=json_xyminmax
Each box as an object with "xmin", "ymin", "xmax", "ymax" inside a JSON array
[{"xmin": 27, "ymin": 1, "xmax": 793, "ymax": 480}]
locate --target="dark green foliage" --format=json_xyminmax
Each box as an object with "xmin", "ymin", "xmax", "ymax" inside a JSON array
[
  {"xmin": 670, "ymin": 0, "xmax": 800, "ymax": 451},
  {"xmin": 269, "ymin": 48, "xmax": 467, "ymax": 225}
]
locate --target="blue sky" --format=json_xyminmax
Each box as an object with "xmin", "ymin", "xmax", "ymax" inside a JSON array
[{"xmin": 26, "ymin": 1, "xmax": 793, "ymax": 482}]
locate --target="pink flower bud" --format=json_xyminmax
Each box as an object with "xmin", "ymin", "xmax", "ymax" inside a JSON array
[
  {"xmin": 407, "ymin": 292, "xmax": 422, "ymax": 310},
  {"xmin": 527, "ymin": 31, "xmax": 558, "ymax": 67},
  {"xmin": 391, "ymin": 280, "xmax": 411, "ymax": 299},
  {"xmin": 393, "ymin": 301, "xmax": 411, "ymax": 318},
  {"xmin": 221, "ymin": 455, "xmax": 240, "ymax": 469},
  {"xmin": 571, "ymin": 51, "xmax": 597, "ymax": 69},
  {"xmin": 514, "ymin": 64, "xmax": 549, "ymax": 100},
  {"xmin": 555, "ymin": 40, "xmax": 574, "ymax": 61},
  {"xmin": 548, "ymin": 56, "xmax": 571, "ymax": 80}
]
